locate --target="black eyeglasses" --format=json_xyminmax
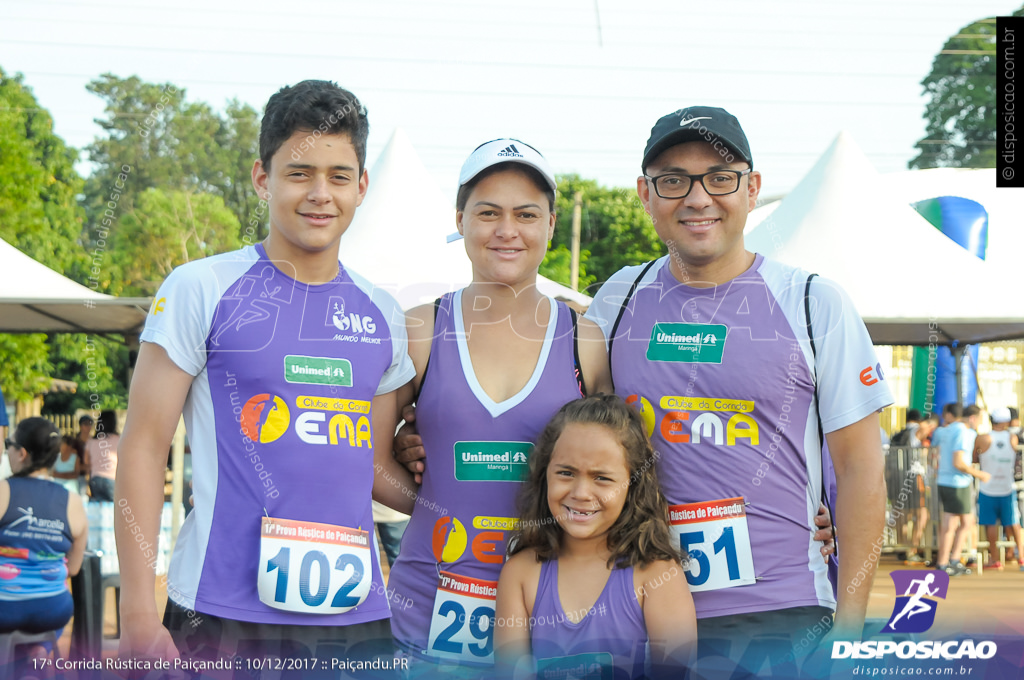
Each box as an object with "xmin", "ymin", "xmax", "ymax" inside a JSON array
[
  {"xmin": 4, "ymin": 438, "xmax": 20, "ymax": 450},
  {"xmin": 645, "ymin": 169, "xmax": 751, "ymax": 199}
]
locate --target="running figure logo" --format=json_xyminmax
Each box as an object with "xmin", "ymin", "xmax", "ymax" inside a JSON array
[{"xmin": 883, "ymin": 570, "xmax": 949, "ymax": 633}]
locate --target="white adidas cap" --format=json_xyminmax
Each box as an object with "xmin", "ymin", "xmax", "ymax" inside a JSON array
[
  {"xmin": 457, "ymin": 138, "xmax": 557, "ymax": 192},
  {"xmin": 447, "ymin": 138, "xmax": 557, "ymax": 242}
]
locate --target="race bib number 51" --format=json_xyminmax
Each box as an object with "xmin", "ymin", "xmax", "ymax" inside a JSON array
[
  {"xmin": 257, "ymin": 517, "xmax": 372, "ymax": 614},
  {"xmin": 669, "ymin": 498, "xmax": 756, "ymax": 592}
]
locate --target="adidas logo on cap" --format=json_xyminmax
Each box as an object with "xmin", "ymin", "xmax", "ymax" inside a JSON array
[{"xmin": 496, "ymin": 144, "xmax": 523, "ymax": 158}]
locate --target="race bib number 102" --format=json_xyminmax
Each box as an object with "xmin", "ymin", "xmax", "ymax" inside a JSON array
[{"xmin": 257, "ymin": 517, "xmax": 372, "ymax": 614}]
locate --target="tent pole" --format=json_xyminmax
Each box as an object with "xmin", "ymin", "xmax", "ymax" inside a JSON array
[{"xmin": 954, "ymin": 345, "xmax": 965, "ymax": 406}]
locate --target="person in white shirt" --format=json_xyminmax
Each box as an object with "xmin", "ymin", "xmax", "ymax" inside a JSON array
[{"xmin": 974, "ymin": 407, "xmax": 1022, "ymax": 570}]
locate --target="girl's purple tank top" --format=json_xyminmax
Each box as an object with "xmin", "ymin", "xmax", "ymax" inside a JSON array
[
  {"xmin": 530, "ymin": 559, "xmax": 648, "ymax": 680},
  {"xmin": 388, "ymin": 290, "xmax": 583, "ymax": 661}
]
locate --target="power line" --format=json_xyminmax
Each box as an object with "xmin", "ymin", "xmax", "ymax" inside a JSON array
[{"xmin": 10, "ymin": 0, "xmax": 1012, "ymax": 23}]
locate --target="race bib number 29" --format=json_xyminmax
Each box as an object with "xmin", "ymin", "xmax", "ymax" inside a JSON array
[
  {"xmin": 669, "ymin": 497, "xmax": 756, "ymax": 592},
  {"xmin": 427, "ymin": 571, "xmax": 497, "ymax": 663},
  {"xmin": 257, "ymin": 517, "xmax": 372, "ymax": 614}
]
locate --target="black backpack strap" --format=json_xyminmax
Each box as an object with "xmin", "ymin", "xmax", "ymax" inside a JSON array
[
  {"xmin": 415, "ymin": 296, "xmax": 444, "ymax": 401},
  {"xmin": 608, "ymin": 260, "xmax": 658, "ymax": 390},
  {"xmin": 570, "ymin": 308, "xmax": 586, "ymax": 396},
  {"xmin": 805, "ymin": 273, "xmax": 837, "ymax": 554}
]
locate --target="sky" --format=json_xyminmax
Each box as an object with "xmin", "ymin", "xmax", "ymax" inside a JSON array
[{"xmin": 0, "ymin": 0, "xmax": 1016, "ymax": 201}]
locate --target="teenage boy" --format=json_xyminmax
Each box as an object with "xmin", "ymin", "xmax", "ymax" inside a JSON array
[{"xmin": 116, "ymin": 81, "xmax": 417, "ymax": 664}]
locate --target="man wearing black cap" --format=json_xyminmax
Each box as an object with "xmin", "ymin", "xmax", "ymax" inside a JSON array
[{"xmin": 585, "ymin": 107, "xmax": 893, "ymax": 663}]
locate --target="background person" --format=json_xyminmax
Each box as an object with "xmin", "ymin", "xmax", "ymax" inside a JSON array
[
  {"xmin": 933, "ymin": 404, "xmax": 988, "ymax": 575},
  {"xmin": 0, "ymin": 385, "xmax": 9, "ymax": 481},
  {"xmin": 84, "ymin": 409, "xmax": 119, "ymax": 502},
  {"xmin": 0, "ymin": 418, "xmax": 88, "ymax": 671},
  {"xmin": 51, "ymin": 434, "xmax": 83, "ymax": 495},
  {"xmin": 974, "ymin": 406, "xmax": 1021, "ymax": 570}
]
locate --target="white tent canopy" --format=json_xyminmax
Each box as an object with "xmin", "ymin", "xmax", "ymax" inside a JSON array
[
  {"xmin": 0, "ymin": 236, "xmax": 150, "ymax": 334},
  {"xmin": 340, "ymin": 128, "xmax": 592, "ymax": 310},
  {"xmin": 744, "ymin": 132, "xmax": 1024, "ymax": 346}
]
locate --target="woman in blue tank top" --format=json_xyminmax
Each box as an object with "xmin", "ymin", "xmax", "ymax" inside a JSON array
[
  {"xmin": 386, "ymin": 139, "xmax": 612, "ymax": 674},
  {"xmin": 1, "ymin": 417, "xmax": 89, "ymax": 670},
  {"xmin": 495, "ymin": 395, "xmax": 696, "ymax": 679}
]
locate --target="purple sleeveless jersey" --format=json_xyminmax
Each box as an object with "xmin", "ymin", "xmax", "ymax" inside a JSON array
[
  {"xmin": 531, "ymin": 560, "xmax": 647, "ymax": 680},
  {"xmin": 388, "ymin": 289, "xmax": 583, "ymax": 661}
]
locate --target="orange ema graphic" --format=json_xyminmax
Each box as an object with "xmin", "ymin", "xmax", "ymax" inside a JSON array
[{"xmin": 432, "ymin": 517, "xmax": 505, "ymax": 565}]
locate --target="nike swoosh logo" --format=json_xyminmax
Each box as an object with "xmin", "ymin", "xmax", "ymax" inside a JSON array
[{"xmin": 679, "ymin": 116, "xmax": 712, "ymax": 127}]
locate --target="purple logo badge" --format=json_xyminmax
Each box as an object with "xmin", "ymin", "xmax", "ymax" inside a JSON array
[{"xmin": 883, "ymin": 569, "xmax": 949, "ymax": 633}]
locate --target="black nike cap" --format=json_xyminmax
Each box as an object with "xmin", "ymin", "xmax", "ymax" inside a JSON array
[{"xmin": 642, "ymin": 106, "xmax": 752, "ymax": 171}]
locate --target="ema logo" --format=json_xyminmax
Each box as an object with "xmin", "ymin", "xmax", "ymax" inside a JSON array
[
  {"xmin": 496, "ymin": 144, "xmax": 523, "ymax": 158},
  {"xmin": 883, "ymin": 569, "xmax": 949, "ymax": 633},
  {"xmin": 625, "ymin": 394, "xmax": 656, "ymax": 438},
  {"xmin": 432, "ymin": 516, "xmax": 467, "ymax": 563},
  {"xmin": 240, "ymin": 393, "xmax": 291, "ymax": 444}
]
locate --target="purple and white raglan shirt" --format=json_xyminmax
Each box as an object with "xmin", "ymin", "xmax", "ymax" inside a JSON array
[
  {"xmin": 141, "ymin": 244, "xmax": 415, "ymax": 626},
  {"xmin": 586, "ymin": 254, "xmax": 892, "ymax": 619}
]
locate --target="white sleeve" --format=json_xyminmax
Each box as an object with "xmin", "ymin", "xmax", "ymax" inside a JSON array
[
  {"xmin": 139, "ymin": 262, "xmax": 220, "ymax": 376},
  {"xmin": 347, "ymin": 270, "xmax": 416, "ymax": 396},
  {"xmin": 808, "ymin": 276, "xmax": 894, "ymax": 433},
  {"xmin": 376, "ymin": 302, "xmax": 416, "ymax": 396}
]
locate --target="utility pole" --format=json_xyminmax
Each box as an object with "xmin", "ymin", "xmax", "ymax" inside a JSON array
[{"xmin": 570, "ymin": 191, "xmax": 582, "ymax": 291}]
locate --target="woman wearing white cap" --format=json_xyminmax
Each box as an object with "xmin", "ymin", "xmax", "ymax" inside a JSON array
[{"xmin": 386, "ymin": 138, "xmax": 612, "ymax": 675}]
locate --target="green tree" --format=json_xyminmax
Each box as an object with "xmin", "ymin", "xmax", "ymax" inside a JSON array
[
  {"xmin": 910, "ymin": 7, "xmax": 1024, "ymax": 169},
  {"xmin": 219, "ymin": 100, "xmax": 263, "ymax": 239},
  {"xmin": 545, "ymin": 175, "xmax": 665, "ymax": 291},
  {"xmin": 43, "ymin": 334, "xmax": 128, "ymax": 413},
  {"xmin": 0, "ymin": 68, "xmax": 86, "ymax": 276},
  {"xmin": 539, "ymin": 244, "xmax": 595, "ymax": 291},
  {"xmin": 0, "ymin": 334, "xmax": 51, "ymax": 403},
  {"xmin": 83, "ymin": 74, "xmax": 260, "ymax": 272},
  {"xmin": 109, "ymin": 188, "xmax": 242, "ymax": 296},
  {"xmin": 0, "ymin": 68, "xmax": 93, "ymax": 409}
]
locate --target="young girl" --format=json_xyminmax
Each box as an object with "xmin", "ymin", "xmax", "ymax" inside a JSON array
[{"xmin": 495, "ymin": 394, "xmax": 697, "ymax": 679}]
